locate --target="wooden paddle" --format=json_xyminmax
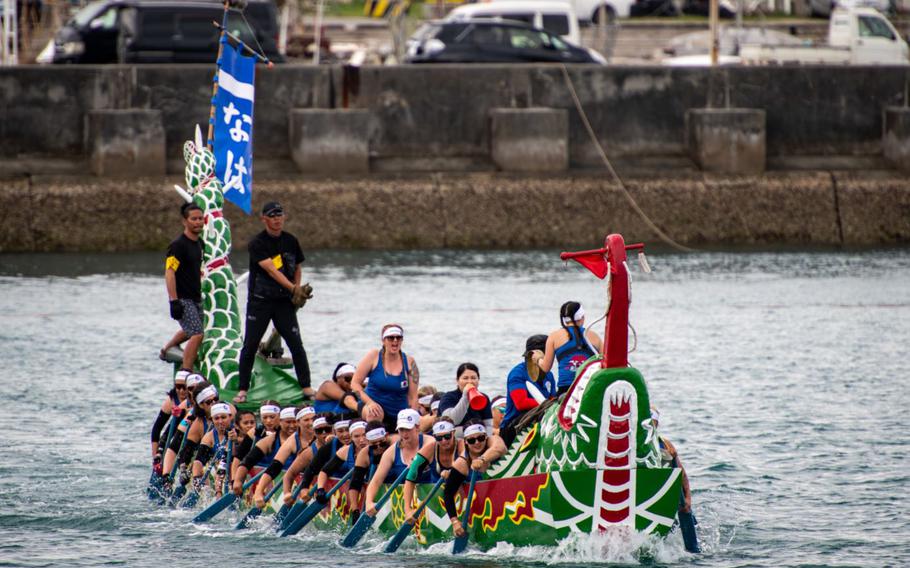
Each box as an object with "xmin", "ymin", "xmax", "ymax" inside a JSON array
[
  {"xmin": 192, "ymin": 468, "xmax": 266, "ymax": 523},
  {"xmin": 340, "ymin": 467, "xmax": 408, "ymax": 548},
  {"xmin": 383, "ymin": 477, "xmax": 445, "ymax": 553}
]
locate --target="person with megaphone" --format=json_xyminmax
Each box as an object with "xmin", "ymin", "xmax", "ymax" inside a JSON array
[{"xmin": 438, "ymin": 363, "xmax": 494, "ymax": 437}]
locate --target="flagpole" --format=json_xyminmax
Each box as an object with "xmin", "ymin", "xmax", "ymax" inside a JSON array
[{"xmin": 207, "ymin": 1, "xmax": 232, "ymax": 151}]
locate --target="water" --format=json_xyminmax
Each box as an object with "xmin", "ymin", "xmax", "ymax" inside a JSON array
[{"xmin": 1, "ymin": 248, "xmax": 908, "ymax": 567}]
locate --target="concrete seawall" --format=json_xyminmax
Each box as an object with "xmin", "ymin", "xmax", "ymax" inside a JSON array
[{"xmin": 1, "ymin": 171, "xmax": 908, "ymax": 252}]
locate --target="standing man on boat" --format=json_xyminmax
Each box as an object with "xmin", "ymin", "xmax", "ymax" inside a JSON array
[
  {"xmin": 235, "ymin": 201, "xmax": 314, "ymax": 404},
  {"xmin": 161, "ymin": 202, "xmax": 204, "ymax": 371}
]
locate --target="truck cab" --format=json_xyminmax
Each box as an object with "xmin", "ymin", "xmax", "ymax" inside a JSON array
[{"xmin": 828, "ymin": 7, "xmax": 909, "ymax": 65}]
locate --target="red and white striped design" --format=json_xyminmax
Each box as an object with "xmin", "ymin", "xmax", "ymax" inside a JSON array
[{"xmin": 594, "ymin": 381, "xmax": 636, "ymax": 532}]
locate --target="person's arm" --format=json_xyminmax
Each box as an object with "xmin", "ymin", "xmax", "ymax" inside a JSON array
[
  {"xmin": 665, "ymin": 440, "xmax": 692, "ymax": 512},
  {"xmin": 402, "ymin": 439, "xmax": 436, "ymax": 520},
  {"xmin": 352, "ymin": 350, "xmax": 383, "ymax": 420},
  {"xmin": 364, "ymin": 447, "xmax": 394, "ymax": 516},
  {"xmin": 165, "ymin": 267, "xmax": 178, "ymax": 301},
  {"xmin": 257, "ymin": 257, "xmax": 295, "ymax": 292},
  {"xmin": 407, "ymin": 356, "xmax": 420, "ymax": 411},
  {"xmin": 509, "ymin": 388, "xmax": 539, "ymax": 411},
  {"xmin": 440, "ymin": 391, "xmax": 470, "ymax": 426},
  {"xmin": 587, "ymin": 329, "xmax": 603, "ymax": 353},
  {"xmin": 192, "ymin": 431, "xmax": 216, "ymax": 477},
  {"xmin": 233, "ymin": 435, "xmax": 271, "ymax": 495},
  {"xmin": 293, "ymin": 264, "xmax": 302, "ymax": 287},
  {"xmin": 150, "ymin": 398, "xmax": 173, "ymax": 459},
  {"xmin": 472, "ymin": 435, "xmax": 506, "ymax": 473},
  {"xmin": 346, "ymin": 446, "xmax": 372, "ymax": 514},
  {"xmin": 538, "ymin": 333, "xmax": 557, "ymax": 373},
  {"xmin": 316, "ymin": 380, "xmax": 346, "ymax": 402},
  {"xmin": 254, "ymin": 436, "xmax": 297, "ymax": 508}
]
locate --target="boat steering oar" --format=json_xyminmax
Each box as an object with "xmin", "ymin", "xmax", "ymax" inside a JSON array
[
  {"xmin": 341, "ymin": 467, "xmax": 409, "ymax": 548},
  {"xmin": 193, "ymin": 468, "xmax": 266, "ymax": 523},
  {"xmin": 452, "ymin": 471, "xmax": 479, "ymax": 554},
  {"xmin": 281, "ymin": 467, "xmax": 356, "ymax": 537},
  {"xmin": 383, "ymin": 477, "xmax": 445, "ymax": 553},
  {"xmin": 235, "ymin": 471, "xmax": 286, "ymax": 529}
]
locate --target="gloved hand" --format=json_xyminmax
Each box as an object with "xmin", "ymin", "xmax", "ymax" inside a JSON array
[
  {"xmin": 315, "ymin": 487, "xmax": 329, "ymax": 505},
  {"xmin": 291, "ymin": 282, "xmax": 314, "ymax": 309},
  {"xmin": 178, "ymin": 466, "xmax": 191, "ymax": 487},
  {"xmin": 169, "ymin": 300, "xmax": 184, "ymax": 321},
  {"xmin": 152, "ymin": 456, "xmax": 163, "ymax": 476},
  {"xmin": 349, "ymin": 509, "xmax": 360, "ymax": 524},
  {"xmin": 171, "ymin": 406, "xmax": 184, "ymax": 419}
]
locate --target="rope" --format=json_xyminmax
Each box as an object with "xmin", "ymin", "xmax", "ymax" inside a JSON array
[
  {"xmin": 559, "ymin": 64, "xmax": 697, "ymax": 253},
  {"xmin": 239, "ymin": 9, "xmax": 269, "ymax": 61}
]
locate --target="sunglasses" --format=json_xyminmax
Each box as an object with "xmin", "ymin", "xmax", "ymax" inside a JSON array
[
  {"xmin": 200, "ymin": 398, "xmax": 219, "ymax": 406},
  {"xmin": 368, "ymin": 440, "xmax": 388, "ymax": 449},
  {"xmin": 465, "ymin": 436, "xmax": 487, "ymax": 445},
  {"xmin": 174, "ymin": 384, "xmax": 187, "ymax": 390},
  {"xmin": 315, "ymin": 427, "xmax": 332, "ymax": 435},
  {"xmin": 385, "ymin": 336, "xmax": 403, "ymax": 341},
  {"xmin": 436, "ymin": 433, "xmax": 453, "ymax": 441}
]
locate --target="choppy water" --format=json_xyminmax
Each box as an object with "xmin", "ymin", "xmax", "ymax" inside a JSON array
[{"xmin": 1, "ymin": 248, "xmax": 908, "ymax": 567}]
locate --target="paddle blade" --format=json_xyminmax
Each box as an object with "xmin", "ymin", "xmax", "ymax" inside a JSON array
[
  {"xmin": 168, "ymin": 484, "xmax": 187, "ymax": 507},
  {"xmin": 280, "ymin": 502, "xmax": 324, "ymax": 537},
  {"xmin": 452, "ymin": 533, "xmax": 469, "ymax": 554},
  {"xmin": 235, "ymin": 507, "xmax": 262, "ymax": 530},
  {"xmin": 679, "ymin": 511, "xmax": 701, "ymax": 553},
  {"xmin": 383, "ymin": 521, "xmax": 415, "ymax": 553},
  {"xmin": 193, "ymin": 493, "xmax": 237, "ymax": 523},
  {"xmin": 341, "ymin": 513, "xmax": 376, "ymax": 548},
  {"xmin": 181, "ymin": 490, "xmax": 200, "ymax": 509},
  {"xmin": 274, "ymin": 503, "xmax": 292, "ymax": 527},
  {"xmin": 278, "ymin": 501, "xmax": 307, "ymax": 531}
]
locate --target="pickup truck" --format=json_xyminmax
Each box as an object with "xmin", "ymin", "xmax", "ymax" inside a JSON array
[{"xmin": 739, "ymin": 7, "xmax": 909, "ymax": 65}]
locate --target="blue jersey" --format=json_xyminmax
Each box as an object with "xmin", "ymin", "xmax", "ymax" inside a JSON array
[
  {"xmin": 313, "ymin": 398, "xmax": 345, "ymax": 414},
  {"xmin": 339, "ymin": 442, "xmax": 358, "ymax": 475},
  {"xmin": 428, "ymin": 443, "xmax": 459, "ymax": 483},
  {"xmin": 554, "ymin": 326, "xmax": 596, "ymax": 389},
  {"xmin": 388, "ymin": 435, "xmax": 428, "ymax": 483},
  {"xmin": 500, "ymin": 362, "xmax": 556, "ymax": 431},
  {"xmin": 365, "ymin": 349, "xmax": 410, "ymax": 421}
]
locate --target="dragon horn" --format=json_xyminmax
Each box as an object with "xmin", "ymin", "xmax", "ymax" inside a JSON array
[{"xmin": 194, "ymin": 124, "xmax": 203, "ymax": 151}]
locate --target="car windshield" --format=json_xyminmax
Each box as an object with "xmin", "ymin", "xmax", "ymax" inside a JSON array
[{"xmin": 71, "ymin": 0, "xmax": 110, "ymax": 27}]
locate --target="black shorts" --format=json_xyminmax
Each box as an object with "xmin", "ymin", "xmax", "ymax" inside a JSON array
[{"xmin": 178, "ymin": 299, "xmax": 203, "ymax": 337}]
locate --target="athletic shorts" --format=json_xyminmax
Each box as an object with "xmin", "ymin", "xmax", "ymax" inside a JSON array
[{"xmin": 178, "ymin": 299, "xmax": 203, "ymax": 337}]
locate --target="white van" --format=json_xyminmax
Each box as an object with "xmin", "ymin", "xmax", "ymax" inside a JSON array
[{"xmin": 446, "ymin": 1, "xmax": 581, "ymax": 45}]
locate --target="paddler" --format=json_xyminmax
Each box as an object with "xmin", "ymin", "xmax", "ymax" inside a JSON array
[
  {"xmin": 150, "ymin": 369, "xmax": 190, "ymax": 467},
  {"xmin": 346, "ymin": 421, "xmax": 394, "ymax": 522},
  {"xmin": 313, "ymin": 363, "xmax": 363, "ymax": 415},
  {"xmin": 438, "ymin": 362, "xmax": 493, "ymax": 435},
  {"xmin": 293, "ymin": 416, "xmax": 356, "ymax": 504},
  {"xmin": 160, "ymin": 202, "xmax": 204, "ymax": 370},
  {"xmin": 535, "ymin": 301, "xmax": 603, "ymax": 395},
  {"xmin": 351, "ymin": 324, "xmax": 420, "ymax": 431},
  {"xmin": 499, "ymin": 334, "xmax": 557, "ymax": 446},
  {"xmin": 307, "ymin": 420, "xmax": 368, "ymax": 508},
  {"xmin": 191, "ymin": 402, "xmax": 234, "ymax": 496},
  {"xmin": 250, "ymin": 406, "xmax": 323, "ymax": 509},
  {"xmin": 232, "ymin": 405, "xmax": 299, "ymax": 496},
  {"xmin": 442, "ymin": 420, "xmax": 506, "ymax": 537},
  {"xmin": 401, "ymin": 418, "xmax": 464, "ymax": 523},
  {"xmin": 162, "ymin": 378, "xmax": 218, "ymax": 484},
  {"xmin": 363, "ymin": 409, "xmax": 433, "ymax": 516}
]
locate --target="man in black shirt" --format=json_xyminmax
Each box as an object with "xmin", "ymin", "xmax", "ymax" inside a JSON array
[
  {"xmin": 161, "ymin": 202, "xmax": 204, "ymax": 371},
  {"xmin": 234, "ymin": 201, "xmax": 314, "ymax": 403}
]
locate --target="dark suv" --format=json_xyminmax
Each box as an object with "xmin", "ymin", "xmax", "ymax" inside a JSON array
[{"xmin": 49, "ymin": 0, "xmax": 281, "ymax": 64}]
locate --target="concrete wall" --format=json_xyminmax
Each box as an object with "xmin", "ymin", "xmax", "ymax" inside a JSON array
[{"xmin": 2, "ymin": 65, "xmax": 908, "ymax": 172}]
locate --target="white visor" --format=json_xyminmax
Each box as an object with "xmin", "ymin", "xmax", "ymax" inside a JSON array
[
  {"xmin": 431, "ymin": 400, "xmax": 440, "ymax": 412},
  {"xmin": 382, "ymin": 326, "xmax": 403, "ymax": 339},
  {"xmin": 432, "ymin": 421, "xmax": 454, "ymax": 436},
  {"xmin": 260, "ymin": 404, "xmax": 280, "ymax": 416},
  {"xmin": 196, "ymin": 385, "xmax": 218, "ymax": 404},
  {"xmin": 334, "ymin": 420, "xmax": 351, "ymax": 430},
  {"xmin": 280, "ymin": 407, "xmax": 297, "ymax": 420},
  {"xmin": 349, "ymin": 421, "xmax": 367, "ymax": 433},
  {"xmin": 210, "ymin": 403, "xmax": 231, "ymax": 417},
  {"xmin": 463, "ymin": 424, "xmax": 486, "ymax": 438},
  {"xmin": 313, "ymin": 417, "xmax": 328, "ymax": 429},
  {"xmin": 365, "ymin": 427, "xmax": 387, "ymax": 441},
  {"xmin": 295, "ymin": 407, "xmax": 315, "ymax": 420},
  {"xmin": 418, "ymin": 394, "xmax": 434, "ymax": 406},
  {"xmin": 334, "ymin": 364, "xmax": 356, "ymax": 378}
]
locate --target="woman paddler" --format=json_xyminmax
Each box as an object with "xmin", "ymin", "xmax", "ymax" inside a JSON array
[
  {"xmin": 305, "ymin": 420, "xmax": 368, "ymax": 507},
  {"xmin": 163, "ymin": 379, "xmax": 219, "ymax": 486},
  {"xmin": 364, "ymin": 409, "xmax": 433, "ymax": 516},
  {"xmin": 313, "ymin": 363, "xmax": 363, "ymax": 414},
  {"xmin": 438, "ymin": 363, "xmax": 493, "ymax": 436},
  {"xmin": 159, "ymin": 372, "xmax": 203, "ymax": 476},
  {"xmin": 232, "ymin": 405, "xmax": 299, "ymax": 497},
  {"xmin": 442, "ymin": 419, "xmax": 506, "ymax": 537},
  {"xmin": 536, "ymin": 301, "xmax": 603, "ymax": 395},
  {"xmin": 346, "ymin": 421, "xmax": 393, "ymax": 523},
  {"xmin": 291, "ymin": 415, "xmax": 352, "ymax": 499},
  {"xmin": 251, "ymin": 407, "xmax": 325, "ymax": 509},
  {"xmin": 150, "ymin": 369, "xmax": 190, "ymax": 469},
  {"xmin": 351, "ymin": 324, "xmax": 420, "ymax": 431},
  {"xmin": 401, "ymin": 417, "xmax": 464, "ymax": 523},
  {"xmin": 191, "ymin": 402, "xmax": 234, "ymax": 496}
]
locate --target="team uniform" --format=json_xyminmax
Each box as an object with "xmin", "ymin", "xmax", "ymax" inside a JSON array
[
  {"xmin": 165, "ymin": 234, "xmax": 203, "ymax": 336},
  {"xmin": 500, "ymin": 362, "xmax": 556, "ymax": 435},
  {"xmin": 554, "ymin": 325, "xmax": 597, "ymax": 392},
  {"xmin": 365, "ymin": 349, "xmax": 411, "ymax": 431}
]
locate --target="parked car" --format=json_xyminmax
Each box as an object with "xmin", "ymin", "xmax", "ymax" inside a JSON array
[
  {"xmin": 38, "ymin": 0, "xmax": 281, "ymax": 64},
  {"xmin": 629, "ymin": 0, "xmax": 680, "ymax": 17},
  {"xmin": 809, "ymin": 0, "xmax": 891, "ymax": 18},
  {"xmin": 445, "ymin": 1, "xmax": 582, "ymax": 45},
  {"xmin": 405, "ymin": 19, "xmax": 606, "ymax": 63}
]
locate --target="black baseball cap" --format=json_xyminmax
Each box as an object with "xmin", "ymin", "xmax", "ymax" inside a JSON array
[
  {"xmin": 525, "ymin": 334, "xmax": 547, "ymax": 355},
  {"xmin": 261, "ymin": 201, "xmax": 284, "ymax": 217}
]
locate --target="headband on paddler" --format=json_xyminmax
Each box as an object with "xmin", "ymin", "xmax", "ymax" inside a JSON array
[
  {"xmin": 295, "ymin": 406, "xmax": 315, "ymax": 420},
  {"xmin": 432, "ymin": 420, "xmax": 454, "ymax": 436},
  {"xmin": 313, "ymin": 416, "xmax": 328, "ymax": 429},
  {"xmin": 561, "ymin": 304, "xmax": 585, "ymax": 326},
  {"xmin": 431, "ymin": 400, "xmax": 440, "ymax": 412},
  {"xmin": 334, "ymin": 419, "xmax": 350, "ymax": 430},
  {"xmin": 382, "ymin": 325, "xmax": 403, "ymax": 340},
  {"xmin": 280, "ymin": 407, "xmax": 297, "ymax": 420},
  {"xmin": 463, "ymin": 423, "xmax": 486, "ymax": 438},
  {"xmin": 349, "ymin": 421, "xmax": 367, "ymax": 433},
  {"xmin": 365, "ymin": 427, "xmax": 387, "ymax": 441},
  {"xmin": 418, "ymin": 394, "xmax": 434, "ymax": 406},
  {"xmin": 333, "ymin": 363, "xmax": 356, "ymax": 379},
  {"xmin": 186, "ymin": 373, "xmax": 204, "ymax": 389},
  {"xmin": 196, "ymin": 385, "xmax": 218, "ymax": 404},
  {"xmin": 260, "ymin": 404, "xmax": 280, "ymax": 416},
  {"xmin": 174, "ymin": 369, "xmax": 190, "ymax": 384},
  {"xmin": 210, "ymin": 403, "xmax": 231, "ymax": 417}
]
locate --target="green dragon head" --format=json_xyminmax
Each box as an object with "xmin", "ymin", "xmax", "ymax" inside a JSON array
[{"xmin": 183, "ymin": 126, "xmax": 217, "ymax": 193}]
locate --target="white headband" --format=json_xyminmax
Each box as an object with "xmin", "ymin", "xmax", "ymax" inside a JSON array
[
  {"xmin": 260, "ymin": 404, "xmax": 280, "ymax": 416},
  {"xmin": 210, "ymin": 403, "xmax": 231, "ymax": 417},
  {"xmin": 418, "ymin": 394, "xmax": 434, "ymax": 406},
  {"xmin": 280, "ymin": 407, "xmax": 297, "ymax": 420},
  {"xmin": 175, "ymin": 370, "xmax": 190, "ymax": 383},
  {"xmin": 432, "ymin": 421, "xmax": 454, "ymax": 435},
  {"xmin": 382, "ymin": 326, "xmax": 403, "ymax": 339},
  {"xmin": 295, "ymin": 407, "xmax": 315, "ymax": 420},
  {"xmin": 463, "ymin": 424, "xmax": 486, "ymax": 438},
  {"xmin": 334, "ymin": 364, "xmax": 356, "ymax": 378},
  {"xmin": 186, "ymin": 373, "xmax": 204, "ymax": 388},
  {"xmin": 431, "ymin": 401, "xmax": 440, "ymax": 412},
  {"xmin": 313, "ymin": 417, "xmax": 328, "ymax": 429},
  {"xmin": 365, "ymin": 427, "xmax": 387, "ymax": 441},
  {"xmin": 561, "ymin": 305, "xmax": 585, "ymax": 326},
  {"xmin": 196, "ymin": 385, "xmax": 218, "ymax": 404},
  {"xmin": 334, "ymin": 420, "xmax": 351, "ymax": 430},
  {"xmin": 349, "ymin": 421, "xmax": 367, "ymax": 433}
]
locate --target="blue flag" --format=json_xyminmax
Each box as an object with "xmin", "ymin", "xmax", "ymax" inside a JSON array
[{"xmin": 213, "ymin": 38, "xmax": 256, "ymax": 214}]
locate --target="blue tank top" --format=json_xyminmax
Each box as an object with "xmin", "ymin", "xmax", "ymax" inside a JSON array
[
  {"xmin": 429, "ymin": 443, "xmax": 456, "ymax": 483},
  {"xmin": 256, "ymin": 432, "xmax": 282, "ymax": 467},
  {"xmin": 554, "ymin": 326, "xmax": 596, "ymax": 389},
  {"xmin": 340, "ymin": 443, "xmax": 357, "ymax": 475},
  {"xmin": 389, "ymin": 435, "xmax": 428, "ymax": 483},
  {"xmin": 313, "ymin": 398, "xmax": 345, "ymax": 414},
  {"xmin": 365, "ymin": 349, "xmax": 410, "ymax": 420}
]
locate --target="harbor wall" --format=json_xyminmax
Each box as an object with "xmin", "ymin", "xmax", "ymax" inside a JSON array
[{"xmin": 1, "ymin": 171, "xmax": 908, "ymax": 252}]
